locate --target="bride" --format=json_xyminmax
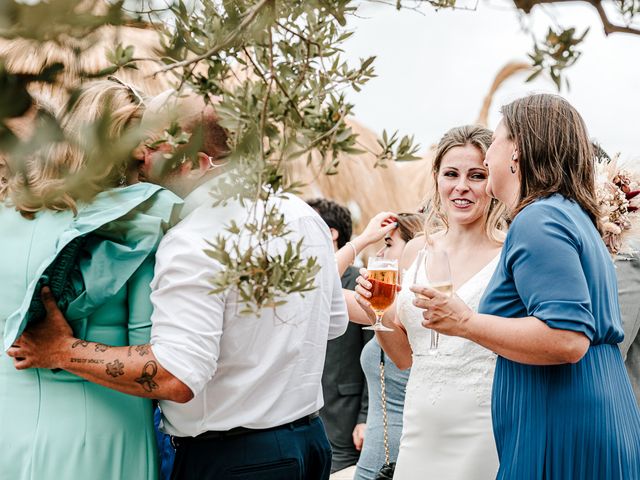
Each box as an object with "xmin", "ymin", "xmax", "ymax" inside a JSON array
[{"xmin": 354, "ymin": 125, "xmax": 505, "ymax": 479}]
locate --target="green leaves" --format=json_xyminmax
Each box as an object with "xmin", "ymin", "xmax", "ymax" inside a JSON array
[
  {"xmin": 0, "ymin": 60, "xmax": 64, "ymax": 120},
  {"xmin": 375, "ymin": 129, "xmax": 421, "ymax": 167},
  {"xmin": 205, "ymin": 204, "xmax": 322, "ymax": 314},
  {"xmin": 527, "ymin": 27, "xmax": 589, "ymax": 90},
  {"xmin": 0, "ymin": 0, "xmax": 125, "ymax": 42},
  {"xmin": 0, "ymin": 0, "xmax": 419, "ymax": 314},
  {"xmin": 157, "ymin": 0, "xmax": 423, "ymax": 312}
]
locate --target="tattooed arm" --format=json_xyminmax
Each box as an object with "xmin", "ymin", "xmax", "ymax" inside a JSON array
[{"xmin": 7, "ymin": 288, "xmax": 193, "ymax": 403}]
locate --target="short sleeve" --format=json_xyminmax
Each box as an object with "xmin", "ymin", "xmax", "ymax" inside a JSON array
[{"xmin": 506, "ymin": 203, "xmax": 596, "ymax": 340}]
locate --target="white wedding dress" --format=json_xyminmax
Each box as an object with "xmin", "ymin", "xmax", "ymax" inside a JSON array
[{"xmin": 393, "ymin": 255, "xmax": 500, "ymax": 480}]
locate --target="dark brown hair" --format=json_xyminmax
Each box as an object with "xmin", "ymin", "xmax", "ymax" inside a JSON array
[{"xmin": 501, "ymin": 94, "xmax": 600, "ymax": 228}]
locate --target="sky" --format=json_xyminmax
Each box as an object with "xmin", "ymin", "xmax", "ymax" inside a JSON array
[{"xmin": 341, "ymin": 0, "xmax": 640, "ymax": 161}]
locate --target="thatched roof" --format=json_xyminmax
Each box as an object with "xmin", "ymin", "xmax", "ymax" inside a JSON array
[{"xmin": 0, "ymin": 25, "xmax": 174, "ymax": 109}]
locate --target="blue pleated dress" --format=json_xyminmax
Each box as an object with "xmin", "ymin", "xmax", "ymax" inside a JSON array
[{"xmin": 479, "ymin": 195, "xmax": 640, "ymax": 479}]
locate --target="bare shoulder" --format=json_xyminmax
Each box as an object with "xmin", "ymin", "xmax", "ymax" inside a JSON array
[{"xmin": 400, "ymin": 236, "xmax": 426, "ymax": 271}]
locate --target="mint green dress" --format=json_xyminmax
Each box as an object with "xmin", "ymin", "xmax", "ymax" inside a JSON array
[{"xmin": 0, "ymin": 183, "xmax": 182, "ymax": 480}]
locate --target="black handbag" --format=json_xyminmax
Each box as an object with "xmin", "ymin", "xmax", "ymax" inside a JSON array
[
  {"xmin": 374, "ymin": 348, "xmax": 395, "ymax": 480},
  {"xmin": 375, "ymin": 462, "xmax": 396, "ymax": 480}
]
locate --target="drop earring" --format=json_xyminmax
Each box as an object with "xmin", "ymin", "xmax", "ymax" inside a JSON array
[{"xmin": 510, "ymin": 152, "xmax": 517, "ymax": 174}]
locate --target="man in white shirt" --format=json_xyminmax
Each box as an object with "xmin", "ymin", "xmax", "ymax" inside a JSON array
[{"xmin": 9, "ymin": 91, "xmax": 349, "ymax": 479}]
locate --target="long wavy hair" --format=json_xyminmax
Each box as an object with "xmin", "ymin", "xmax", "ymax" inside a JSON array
[
  {"xmin": 501, "ymin": 94, "xmax": 600, "ymax": 229},
  {"xmin": 9, "ymin": 79, "xmax": 144, "ymax": 215},
  {"xmin": 425, "ymin": 125, "xmax": 506, "ymax": 244}
]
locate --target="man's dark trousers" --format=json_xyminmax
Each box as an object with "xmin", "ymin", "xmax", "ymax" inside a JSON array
[{"xmin": 170, "ymin": 416, "xmax": 331, "ymax": 479}]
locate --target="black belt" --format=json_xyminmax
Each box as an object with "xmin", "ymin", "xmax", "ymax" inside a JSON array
[{"xmin": 172, "ymin": 411, "xmax": 320, "ymax": 446}]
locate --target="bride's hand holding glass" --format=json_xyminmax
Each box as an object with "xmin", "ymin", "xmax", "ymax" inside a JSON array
[
  {"xmin": 354, "ymin": 267, "xmax": 401, "ymax": 331},
  {"xmin": 409, "ymin": 284, "xmax": 476, "ymax": 338}
]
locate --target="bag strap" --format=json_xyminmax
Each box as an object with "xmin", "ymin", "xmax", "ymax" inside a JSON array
[{"xmin": 379, "ymin": 346, "xmax": 390, "ymax": 466}]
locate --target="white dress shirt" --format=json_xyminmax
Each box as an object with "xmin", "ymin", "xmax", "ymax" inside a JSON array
[{"xmin": 150, "ymin": 179, "xmax": 348, "ymax": 437}]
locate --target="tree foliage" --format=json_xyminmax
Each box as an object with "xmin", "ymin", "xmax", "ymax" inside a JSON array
[
  {"xmin": 405, "ymin": 0, "xmax": 640, "ymax": 88},
  {"xmin": 1, "ymin": 0, "xmax": 637, "ymax": 312}
]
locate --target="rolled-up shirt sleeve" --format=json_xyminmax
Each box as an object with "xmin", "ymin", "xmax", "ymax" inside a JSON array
[
  {"xmin": 150, "ymin": 231, "xmax": 226, "ymax": 397},
  {"xmin": 328, "ymin": 260, "xmax": 349, "ymax": 340}
]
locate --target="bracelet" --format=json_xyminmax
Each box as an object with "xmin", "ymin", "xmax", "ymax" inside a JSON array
[{"xmin": 345, "ymin": 241, "xmax": 358, "ymax": 264}]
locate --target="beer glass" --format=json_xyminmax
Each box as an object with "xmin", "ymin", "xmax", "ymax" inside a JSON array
[
  {"xmin": 363, "ymin": 256, "xmax": 398, "ymax": 332},
  {"xmin": 412, "ymin": 248, "xmax": 453, "ymax": 351}
]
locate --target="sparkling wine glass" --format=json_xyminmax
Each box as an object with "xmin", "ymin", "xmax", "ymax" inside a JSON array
[
  {"xmin": 412, "ymin": 248, "xmax": 453, "ymax": 351},
  {"xmin": 363, "ymin": 256, "xmax": 398, "ymax": 332}
]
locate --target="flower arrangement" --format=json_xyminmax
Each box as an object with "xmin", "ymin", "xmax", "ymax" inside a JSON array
[{"xmin": 595, "ymin": 156, "xmax": 640, "ymax": 255}]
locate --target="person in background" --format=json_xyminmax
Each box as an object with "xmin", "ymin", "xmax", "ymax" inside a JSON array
[
  {"xmin": 307, "ymin": 198, "xmax": 374, "ymax": 478},
  {"xmin": 592, "ymin": 144, "xmax": 640, "ymax": 406},
  {"xmin": 353, "ymin": 212, "xmax": 424, "ymax": 480}
]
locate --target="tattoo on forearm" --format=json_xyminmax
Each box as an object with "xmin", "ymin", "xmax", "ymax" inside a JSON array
[
  {"xmin": 94, "ymin": 343, "xmax": 110, "ymax": 352},
  {"xmin": 135, "ymin": 361, "xmax": 159, "ymax": 393},
  {"xmin": 127, "ymin": 346, "xmax": 133, "ymax": 357},
  {"xmin": 105, "ymin": 359, "xmax": 125, "ymax": 377},
  {"xmin": 70, "ymin": 358, "xmax": 104, "ymax": 364},
  {"xmin": 135, "ymin": 345, "xmax": 151, "ymax": 356},
  {"xmin": 72, "ymin": 340, "xmax": 89, "ymax": 349}
]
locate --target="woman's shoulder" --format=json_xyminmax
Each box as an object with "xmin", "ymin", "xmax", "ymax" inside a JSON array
[
  {"xmin": 512, "ymin": 195, "xmax": 578, "ymax": 231},
  {"xmin": 400, "ymin": 235, "xmax": 427, "ymax": 271},
  {"xmin": 74, "ymin": 184, "xmax": 182, "ymax": 232}
]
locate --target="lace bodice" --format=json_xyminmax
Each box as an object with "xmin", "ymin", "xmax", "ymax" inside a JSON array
[{"xmin": 397, "ymin": 254, "xmax": 500, "ymax": 406}]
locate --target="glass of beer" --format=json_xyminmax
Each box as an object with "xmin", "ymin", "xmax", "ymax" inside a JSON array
[
  {"xmin": 412, "ymin": 248, "xmax": 453, "ymax": 351},
  {"xmin": 363, "ymin": 256, "xmax": 398, "ymax": 332}
]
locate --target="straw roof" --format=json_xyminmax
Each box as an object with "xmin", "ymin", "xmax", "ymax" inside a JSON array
[{"xmin": 0, "ymin": 25, "xmax": 174, "ymax": 109}]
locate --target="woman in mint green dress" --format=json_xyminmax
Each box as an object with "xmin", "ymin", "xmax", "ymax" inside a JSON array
[{"xmin": 0, "ymin": 81, "xmax": 181, "ymax": 480}]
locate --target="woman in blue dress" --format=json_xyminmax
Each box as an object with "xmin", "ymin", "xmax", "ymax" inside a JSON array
[{"xmin": 410, "ymin": 94, "xmax": 640, "ymax": 479}]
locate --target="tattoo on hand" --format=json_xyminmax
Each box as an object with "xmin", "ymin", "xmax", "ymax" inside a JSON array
[
  {"xmin": 105, "ymin": 359, "xmax": 125, "ymax": 377},
  {"xmin": 94, "ymin": 343, "xmax": 110, "ymax": 353},
  {"xmin": 135, "ymin": 345, "xmax": 151, "ymax": 357},
  {"xmin": 72, "ymin": 340, "xmax": 89, "ymax": 349},
  {"xmin": 135, "ymin": 361, "xmax": 159, "ymax": 393}
]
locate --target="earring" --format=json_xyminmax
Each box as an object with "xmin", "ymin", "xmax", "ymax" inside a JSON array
[
  {"xmin": 510, "ymin": 151, "xmax": 518, "ymax": 174},
  {"xmin": 510, "ymin": 165, "xmax": 517, "ymax": 174}
]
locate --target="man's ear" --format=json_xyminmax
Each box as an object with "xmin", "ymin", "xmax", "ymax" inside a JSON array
[
  {"xmin": 329, "ymin": 228, "xmax": 339, "ymax": 243},
  {"xmin": 196, "ymin": 152, "xmax": 212, "ymax": 172}
]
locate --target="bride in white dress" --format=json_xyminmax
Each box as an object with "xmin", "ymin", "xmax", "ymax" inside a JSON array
[{"xmin": 355, "ymin": 125, "xmax": 505, "ymax": 479}]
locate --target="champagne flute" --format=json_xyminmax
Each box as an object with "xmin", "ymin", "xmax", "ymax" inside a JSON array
[
  {"xmin": 363, "ymin": 256, "xmax": 398, "ymax": 332},
  {"xmin": 412, "ymin": 248, "xmax": 453, "ymax": 351}
]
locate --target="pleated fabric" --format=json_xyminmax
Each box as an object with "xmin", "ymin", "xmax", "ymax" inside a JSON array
[
  {"xmin": 480, "ymin": 195, "xmax": 640, "ymax": 479},
  {"xmin": 493, "ymin": 346, "xmax": 640, "ymax": 479}
]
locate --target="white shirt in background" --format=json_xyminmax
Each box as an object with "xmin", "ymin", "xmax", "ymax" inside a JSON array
[{"xmin": 150, "ymin": 181, "xmax": 348, "ymax": 437}]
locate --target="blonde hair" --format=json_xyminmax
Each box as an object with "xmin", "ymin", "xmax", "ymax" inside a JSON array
[
  {"xmin": 9, "ymin": 79, "xmax": 144, "ymax": 215},
  {"xmin": 425, "ymin": 125, "xmax": 505, "ymax": 244},
  {"xmin": 0, "ymin": 95, "xmax": 57, "ymax": 203},
  {"xmin": 0, "ymin": 158, "xmax": 8, "ymax": 202},
  {"xmin": 396, "ymin": 212, "xmax": 426, "ymax": 243}
]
